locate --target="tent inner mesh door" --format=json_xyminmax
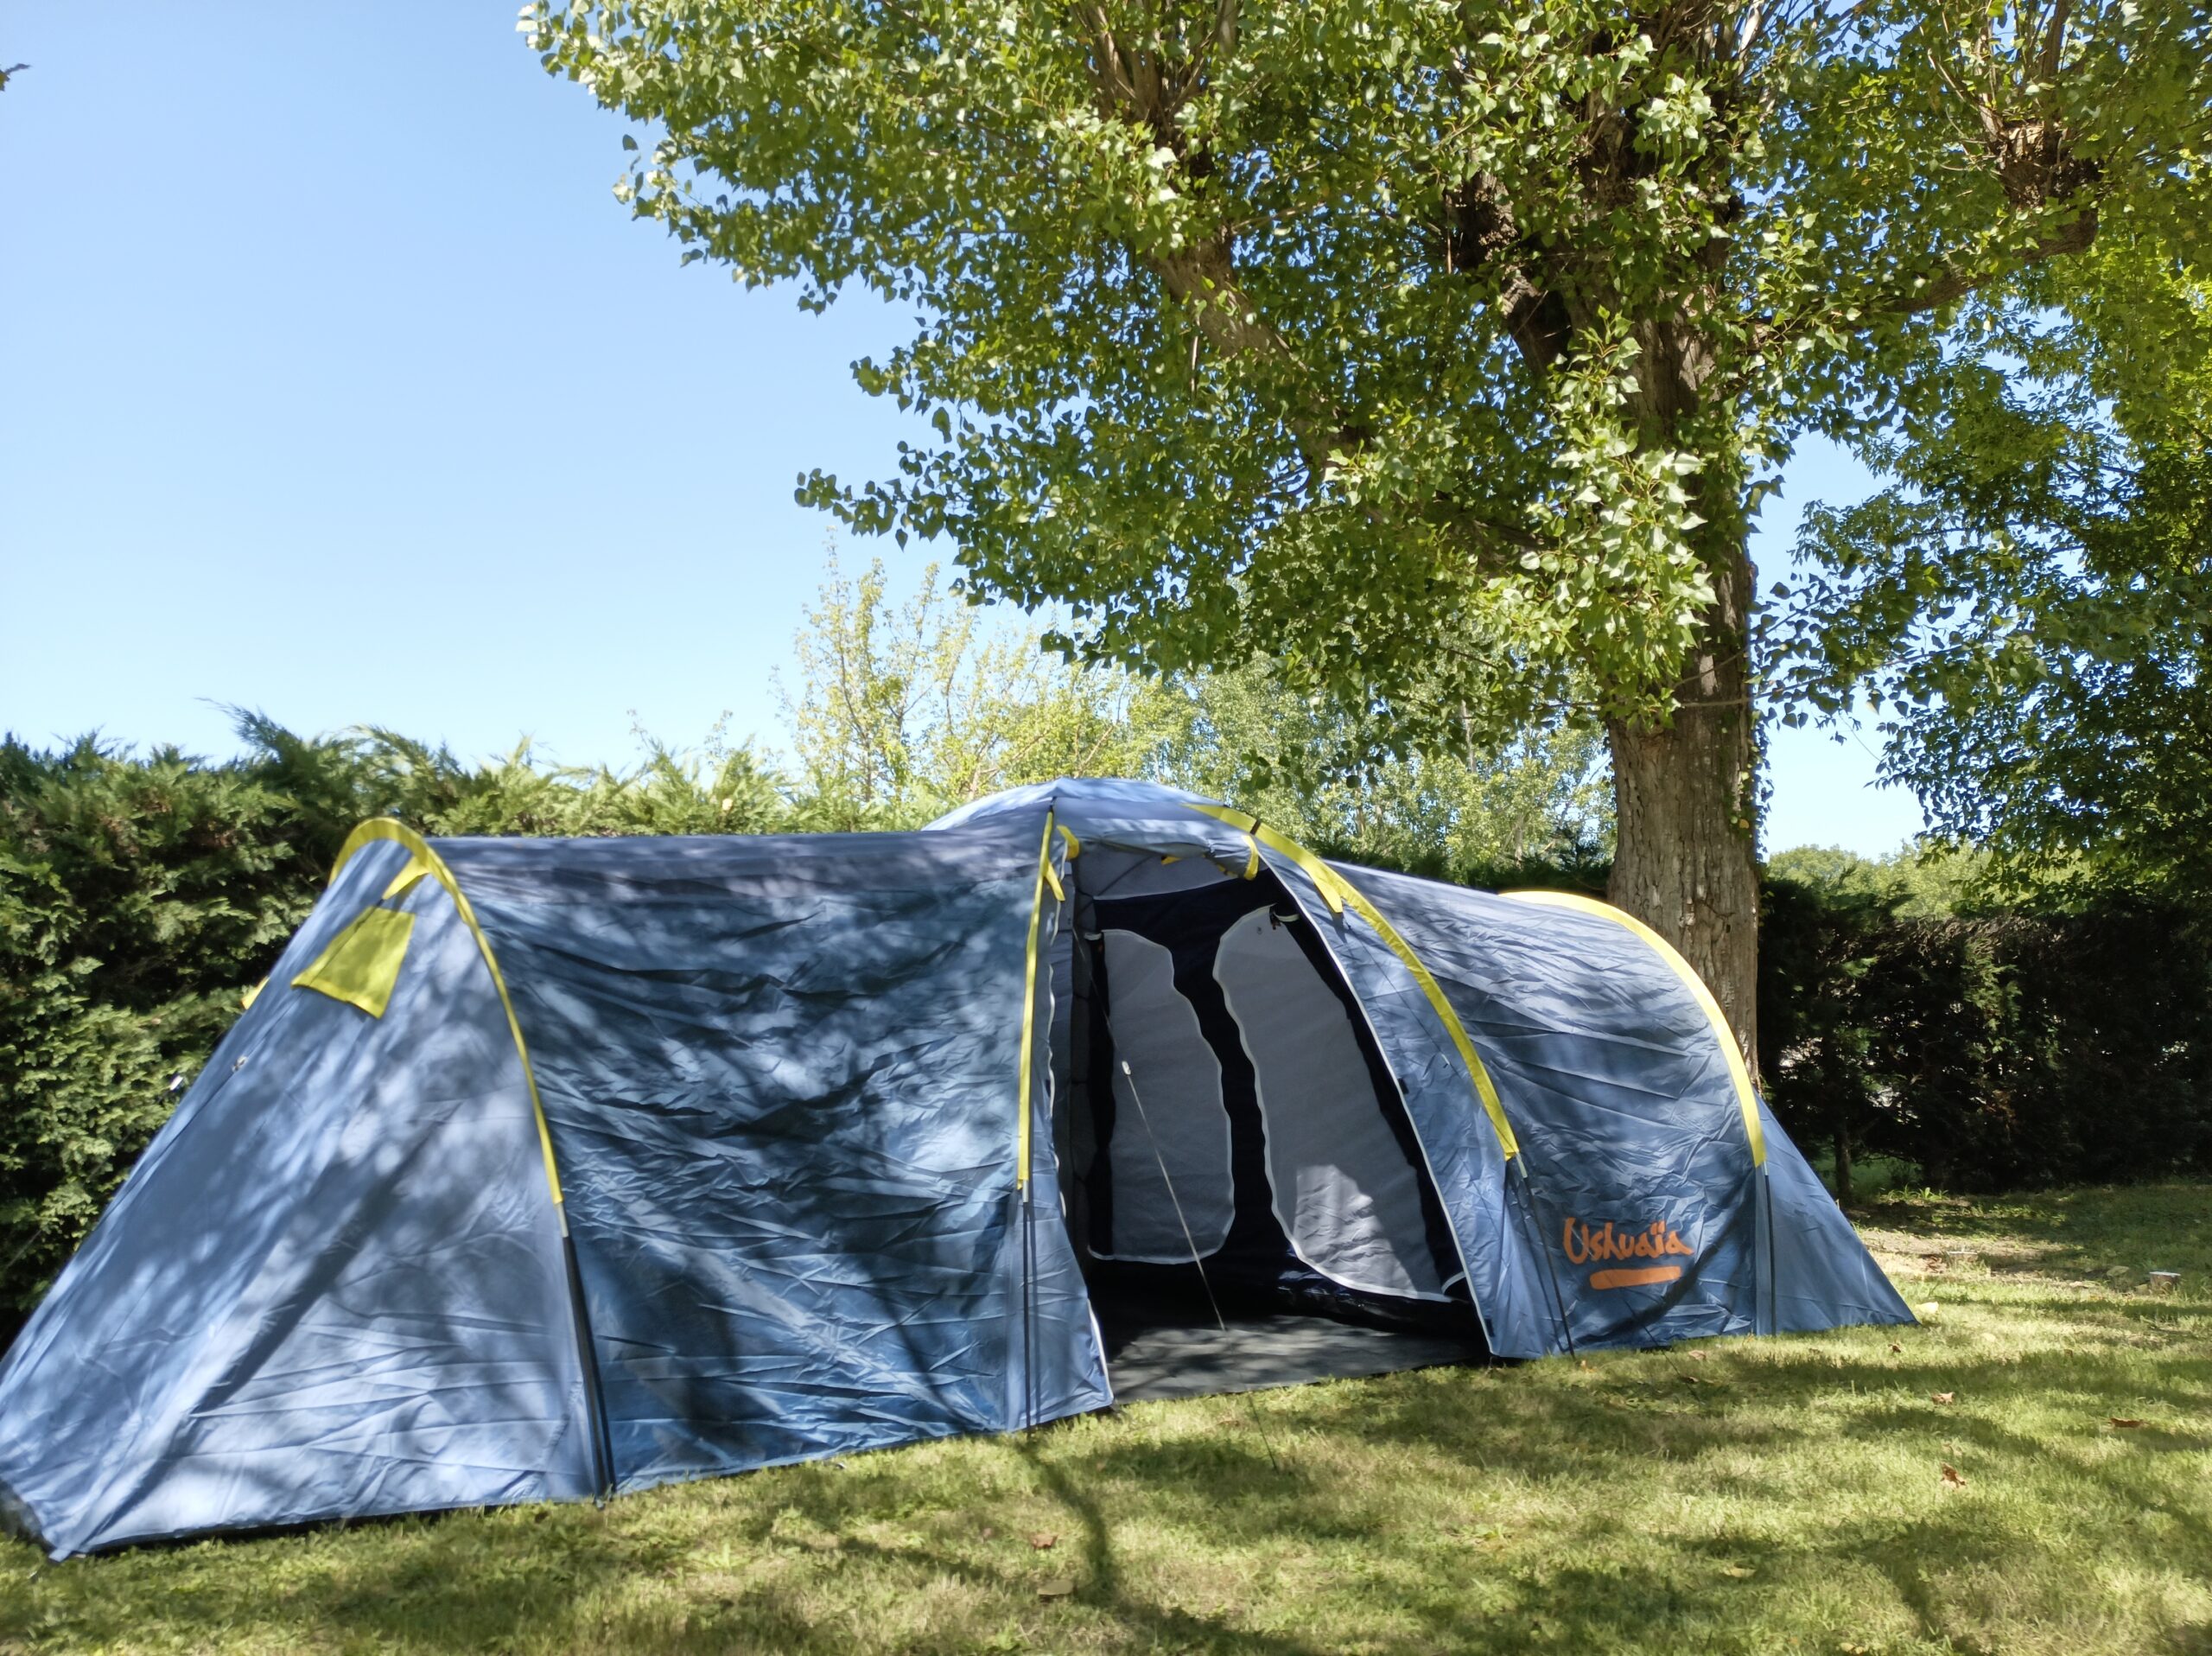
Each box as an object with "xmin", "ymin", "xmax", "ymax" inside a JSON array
[{"xmin": 1055, "ymin": 869, "xmax": 1486, "ymax": 1400}]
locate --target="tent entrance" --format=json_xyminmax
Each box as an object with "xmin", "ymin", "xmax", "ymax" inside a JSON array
[{"xmin": 1055, "ymin": 869, "xmax": 1486, "ymax": 1402}]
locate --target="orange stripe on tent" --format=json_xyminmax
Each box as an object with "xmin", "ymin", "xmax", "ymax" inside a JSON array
[{"xmin": 1589, "ymin": 1265, "xmax": 1683, "ymax": 1290}]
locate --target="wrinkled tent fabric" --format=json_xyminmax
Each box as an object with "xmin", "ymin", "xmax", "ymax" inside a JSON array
[
  {"xmin": 936, "ymin": 781, "xmax": 1911, "ymax": 1357},
  {"xmin": 0, "ymin": 779, "xmax": 1909, "ymax": 1557},
  {"xmin": 0, "ymin": 818, "xmax": 1102, "ymax": 1557}
]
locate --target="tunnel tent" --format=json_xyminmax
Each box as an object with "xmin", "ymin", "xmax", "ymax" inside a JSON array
[{"xmin": 0, "ymin": 780, "xmax": 1910, "ymax": 1558}]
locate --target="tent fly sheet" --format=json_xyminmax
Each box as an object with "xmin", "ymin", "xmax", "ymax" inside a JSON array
[{"xmin": 0, "ymin": 780, "xmax": 1910, "ymax": 1557}]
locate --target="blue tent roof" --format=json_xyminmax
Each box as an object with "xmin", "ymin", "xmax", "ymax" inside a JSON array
[{"xmin": 0, "ymin": 781, "xmax": 1908, "ymax": 1557}]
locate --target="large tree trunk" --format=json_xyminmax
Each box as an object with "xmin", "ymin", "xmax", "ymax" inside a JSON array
[
  {"xmin": 1605, "ymin": 533, "xmax": 1762, "ymax": 1071},
  {"xmin": 1599, "ymin": 312, "xmax": 1764, "ymax": 1071}
]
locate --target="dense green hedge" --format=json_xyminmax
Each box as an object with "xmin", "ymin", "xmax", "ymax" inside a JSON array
[
  {"xmin": 3, "ymin": 730, "xmax": 2207, "ymax": 1332},
  {"xmin": 1760, "ymin": 867, "xmax": 2212, "ymax": 1201},
  {"xmin": 0, "ymin": 725, "xmax": 787, "ymax": 1325}
]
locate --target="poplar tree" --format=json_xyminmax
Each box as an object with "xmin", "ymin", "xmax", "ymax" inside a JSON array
[{"xmin": 531, "ymin": 0, "xmax": 2208, "ymax": 1054}]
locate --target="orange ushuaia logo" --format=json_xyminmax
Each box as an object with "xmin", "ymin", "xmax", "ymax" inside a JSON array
[{"xmin": 1562, "ymin": 1216, "xmax": 1694, "ymax": 1290}]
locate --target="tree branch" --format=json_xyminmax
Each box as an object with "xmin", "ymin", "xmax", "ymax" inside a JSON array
[{"xmin": 1890, "ymin": 202, "xmax": 2100, "ymax": 318}]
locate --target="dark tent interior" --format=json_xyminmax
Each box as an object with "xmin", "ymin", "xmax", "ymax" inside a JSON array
[{"xmin": 1052, "ymin": 866, "xmax": 1491, "ymax": 1400}]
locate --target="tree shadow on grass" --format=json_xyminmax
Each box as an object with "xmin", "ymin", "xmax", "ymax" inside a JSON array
[{"xmin": 3, "ymin": 1186, "xmax": 2209, "ymax": 1653}]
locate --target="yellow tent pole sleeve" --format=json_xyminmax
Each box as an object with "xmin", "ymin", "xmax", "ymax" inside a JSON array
[
  {"xmin": 329, "ymin": 819, "xmax": 573, "ymax": 1220},
  {"xmin": 1015, "ymin": 810, "xmax": 1058, "ymax": 1190},
  {"xmin": 1187, "ymin": 805, "xmax": 1520, "ymax": 1162},
  {"xmin": 1503, "ymin": 890, "xmax": 1765, "ymax": 1167},
  {"xmin": 382, "ymin": 855, "xmax": 433, "ymax": 900}
]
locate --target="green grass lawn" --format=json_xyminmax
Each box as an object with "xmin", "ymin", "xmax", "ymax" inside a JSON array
[{"xmin": 0, "ymin": 1185, "xmax": 2205, "ymax": 1655}]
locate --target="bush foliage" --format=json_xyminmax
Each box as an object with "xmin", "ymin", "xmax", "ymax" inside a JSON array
[
  {"xmin": 5, "ymin": 564, "xmax": 2207, "ymax": 1322},
  {"xmin": 1760, "ymin": 850, "xmax": 2212, "ymax": 1201}
]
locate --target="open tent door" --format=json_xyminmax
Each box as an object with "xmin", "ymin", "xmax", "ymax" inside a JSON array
[{"xmin": 1057, "ymin": 864, "xmax": 1487, "ymax": 1402}]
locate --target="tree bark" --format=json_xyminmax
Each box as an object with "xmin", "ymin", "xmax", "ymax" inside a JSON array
[{"xmin": 1605, "ymin": 531, "xmax": 1763, "ymax": 1072}]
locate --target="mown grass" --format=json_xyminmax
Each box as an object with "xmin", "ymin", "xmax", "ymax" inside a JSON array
[{"xmin": 0, "ymin": 1184, "xmax": 2206, "ymax": 1655}]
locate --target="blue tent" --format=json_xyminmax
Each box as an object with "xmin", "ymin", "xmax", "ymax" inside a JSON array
[{"xmin": 0, "ymin": 779, "xmax": 1909, "ymax": 1557}]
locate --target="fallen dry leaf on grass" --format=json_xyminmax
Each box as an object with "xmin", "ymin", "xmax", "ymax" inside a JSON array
[
  {"xmin": 1931, "ymin": 1392, "xmax": 1955, "ymax": 1404},
  {"xmin": 2110, "ymin": 1417, "xmax": 2145, "ymax": 1430},
  {"xmin": 1941, "ymin": 1463, "xmax": 1967, "ymax": 1487},
  {"xmin": 1719, "ymin": 1564, "xmax": 1755, "ymax": 1578},
  {"xmin": 1028, "ymin": 1532, "xmax": 1058, "ymax": 1551},
  {"xmin": 1889, "ymin": 1342, "xmax": 1904, "ymax": 1354},
  {"xmin": 1037, "ymin": 1576, "xmax": 1076, "ymax": 1600},
  {"xmin": 1688, "ymin": 1349, "xmax": 1707, "ymax": 1361}
]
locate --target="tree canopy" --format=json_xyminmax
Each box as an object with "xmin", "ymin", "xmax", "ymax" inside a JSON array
[
  {"xmin": 1783, "ymin": 252, "xmax": 2212, "ymax": 895},
  {"xmin": 528, "ymin": 0, "xmax": 2209, "ymax": 1051},
  {"xmin": 529, "ymin": 0, "xmax": 2204, "ymax": 738}
]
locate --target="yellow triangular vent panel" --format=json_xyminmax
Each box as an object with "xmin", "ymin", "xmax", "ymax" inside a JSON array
[{"xmin": 291, "ymin": 908, "xmax": 416, "ymax": 1018}]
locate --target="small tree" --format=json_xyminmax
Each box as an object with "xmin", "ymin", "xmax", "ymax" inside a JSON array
[{"xmin": 783, "ymin": 556, "xmax": 1169, "ymax": 826}]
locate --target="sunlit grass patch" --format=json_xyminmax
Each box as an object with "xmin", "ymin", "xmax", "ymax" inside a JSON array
[{"xmin": 0, "ymin": 1184, "xmax": 2204, "ymax": 1654}]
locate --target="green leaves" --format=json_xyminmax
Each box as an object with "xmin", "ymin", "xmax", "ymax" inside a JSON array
[
  {"xmin": 529, "ymin": 0, "xmax": 2205, "ymax": 824},
  {"xmin": 1774, "ymin": 230, "xmax": 2212, "ymax": 892}
]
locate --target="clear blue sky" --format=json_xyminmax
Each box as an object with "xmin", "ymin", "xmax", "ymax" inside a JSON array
[{"xmin": 0, "ymin": 3, "xmax": 1923, "ymax": 857}]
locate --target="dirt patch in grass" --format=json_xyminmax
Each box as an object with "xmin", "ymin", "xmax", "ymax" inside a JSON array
[{"xmin": 0, "ymin": 1184, "xmax": 2205, "ymax": 1655}]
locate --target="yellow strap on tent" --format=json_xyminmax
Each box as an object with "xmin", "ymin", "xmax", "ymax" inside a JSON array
[
  {"xmin": 1503, "ymin": 889, "xmax": 1765, "ymax": 1167},
  {"xmin": 382, "ymin": 855, "xmax": 433, "ymax": 900},
  {"xmin": 292, "ymin": 908, "xmax": 416, "ymax": 1018},
  {"xmin": 1057, "ymin": 825, "xmax": 1081, "ymax": 860},
  {"xmin": 1186, "ymin": 805, "xmax": 1519, "ymax": 1162},
  {"xmin": 1015, "ymin": 811, "xmax": 1060, "ymax": 1189},
  {"xmin": 329, "ymin": 819, "xmax": 573, "ymax": 1220}
]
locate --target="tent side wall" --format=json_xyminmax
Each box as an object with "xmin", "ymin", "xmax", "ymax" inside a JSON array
[
  {"xmin": 0, "ymin": 838, "xmax": 596, "ymax": 1557},
  {"xmin": 1756, "ymin": 1100, "xmax": 1916, "ymax": 1331},
  {"xmin": 1381, "ymin": 877, "xmax": 1769, "ymax": 1350},
  {"xmin": 440, "ymin": 819, "xmax": 1109, "ymax": 1493},
  {"xmin": 1299, "ymin": 861, "xmax": 1910, "ymax": 1351}
]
